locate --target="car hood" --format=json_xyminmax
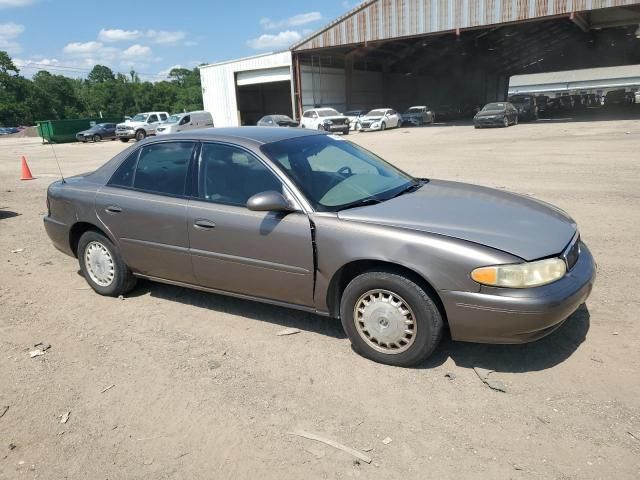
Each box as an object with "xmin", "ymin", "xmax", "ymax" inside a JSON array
[
  {"xmin": 337, "ymin": 180, "xmax": 577, "ymax": 261},
  {"xmin": 361, "ymin": 116, "xmax": 383, "ymax": 122},
  {"xmin": 475, "ymin": 110, "xmax": 505, "ymax": 118},
  {"xmin": 117, "ymin": 121, "xmax": 146, "ymax": 128},
  {"xmin": 320, "ymin": 116, "xmax": 348, "ymax": 121}
]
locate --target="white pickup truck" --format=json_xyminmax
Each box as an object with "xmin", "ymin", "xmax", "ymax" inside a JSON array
[{"xmin": 116, "ymin": 112, "xmax": 170, "ymax": 142}]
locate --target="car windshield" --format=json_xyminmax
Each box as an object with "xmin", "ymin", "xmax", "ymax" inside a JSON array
[
  {"xmin": 317, "ymin": 109, "xmax": 340, "ymax": 117},
  {"xmin": 482, "ymin": 103, "xmax": 506, "ymax": 111},
  {"xmin": 345, "ymin": 111, "xmax": 361, "ymax": 116},
  {"xmin": 405, "ymin": 107, "xmax": 424, "ymax": 113},
  {"xmin": 131, "ymin": 114, "xmax": 149, "ymax": 122},
  {"xmin": 366, "ymin": 109, "xmax": 387, "ymax": 117},
  {"xmin": 261, "ymin": 134, "xmax": 416, "ymax": 212},
  {"xmin": 165, "ymin": 115, "xmax": 180, "ymax": 124},
  {"xmin": 273, "ymin": 115, "xmax": 293, "ymax": 122}
]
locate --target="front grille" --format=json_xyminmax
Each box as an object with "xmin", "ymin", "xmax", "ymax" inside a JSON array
[
  {"xmin": 563, "ymin": 235, "xmax": 580, "ymax": 270},
  {"xmin": 361, "ymin": 122, "xmax": 372, "ymax": 128}
]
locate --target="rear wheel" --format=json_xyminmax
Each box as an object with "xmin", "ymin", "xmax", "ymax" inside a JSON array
[
  {"xmin": 78, "ymin": 230, "xmax": 136, "ymax": 297},
  {"xmin": 340, "ymin": 270, "xmax": 443, "ymax": 367}
]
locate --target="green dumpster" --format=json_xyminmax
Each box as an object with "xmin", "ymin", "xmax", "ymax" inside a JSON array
[{"xmin": 36, "ymin": 117, "xmax": 122, "ymax": 144}]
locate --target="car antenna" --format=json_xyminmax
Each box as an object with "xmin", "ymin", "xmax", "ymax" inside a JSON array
[{"xmin": 49, "ymin": 141, "xmax": 66, "ymax": 184}]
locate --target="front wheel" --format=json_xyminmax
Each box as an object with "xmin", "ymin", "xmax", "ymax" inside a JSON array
[
  {"xmin": 514, "ymin": 116, "xmax": 519, "ymax": 125},
  {"xmin": 503, "ymin": 117, "xmax": 509, "ymax": 128},
  {"xmin": 93, "ymin": 134, "xmax": 101, "ymax": 142},
  {"xmin": 380, "ymin": 122, "xmax": 386, "ymax": 131},
  {"xmin": 78, "ymin": 230, "xmax": 136, "ymax": 297},
  {"xmin": 135, "ymin": 130, "xmax": 146, "ymax": 141},
  {"xmin": 343, "ymin": 129, "xmax": 349, "ymax": 135},
  {"xmin": 119, "ymin": 138, "xmax": 129, "ymax": 143},
  {"xmin": 340, "ymin": 271, "xmax": 443, "ymax": 367},
  {"xmin": 317, "ymin": 124, "xmax": 325, "ymax": 131}
]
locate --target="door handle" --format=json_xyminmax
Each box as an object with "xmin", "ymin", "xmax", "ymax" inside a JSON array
[
  {"xmin": 105, "ymin": 205, "xmax": 122, "ymax": 214},
  {"xmin": 194, "ymin": 219, "xmax": 216, "ymax": 230}
]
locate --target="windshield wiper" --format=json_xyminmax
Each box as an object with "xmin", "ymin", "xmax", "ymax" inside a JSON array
[
  {"xmin": 388, "ymin": 179, "xmax": 427, "ymax": 199},
  {"xmin": 335, "ymin": 197, "xmax": 383, "ymax": 211}
]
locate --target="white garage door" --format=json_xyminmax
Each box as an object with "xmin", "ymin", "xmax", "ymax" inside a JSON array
[{"xmin": 236, "ymin": 67, "xmax": 291, "ymax": 86}]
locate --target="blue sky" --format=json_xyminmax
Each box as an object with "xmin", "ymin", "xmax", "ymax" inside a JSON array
[{"xmin": 0, "ymin": 0, "xmax": 362, "ymax": 80}]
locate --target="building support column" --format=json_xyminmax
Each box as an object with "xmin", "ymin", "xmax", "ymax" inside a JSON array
[{"xmin": 345, "ymin": 56, "xmax": 354, "ymax": 111}]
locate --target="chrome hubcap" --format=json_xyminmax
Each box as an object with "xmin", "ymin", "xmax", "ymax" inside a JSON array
[
  {"xmin": 85, "ymin": 241, "xmax": 115, "ymax": 287},
  {"xmin": 354, "ymin": 289, "xmax": 416, "ymax": 354}
]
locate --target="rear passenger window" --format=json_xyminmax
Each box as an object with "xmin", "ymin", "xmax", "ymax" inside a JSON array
[
  {"xmin": 133, "ymin": 142, "xmax": 194, "ymax": 196},
  {"xmin": 199, "ymin": 143, "xmax": 281, "ymax": 206},
  {"xmin": 108, "ymin": 150, "xmax": 139, "ymax": 188}
]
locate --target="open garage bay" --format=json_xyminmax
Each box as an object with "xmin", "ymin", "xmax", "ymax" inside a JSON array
[{"xmin": 0, "ymin": 120, "xmax": 639, "ymax": 479}]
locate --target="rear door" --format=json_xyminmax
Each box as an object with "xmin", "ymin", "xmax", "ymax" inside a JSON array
[
  {"xmin": 95, "ymin": 141, "xmax": 197, "ymax": 283},
  {"xmin": 187, "ymin": 142, "xmax": 315, "ymax": 306}
]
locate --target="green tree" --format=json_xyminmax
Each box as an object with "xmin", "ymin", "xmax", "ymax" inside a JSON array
[{"xmin": 87, "ymin": 65, "xmax": 115, "ymax": 83}]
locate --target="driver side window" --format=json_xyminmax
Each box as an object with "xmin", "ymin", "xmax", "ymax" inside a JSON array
[{"xmin": 199, "ymin": 143, "xmax": 282, "ymax": 207}]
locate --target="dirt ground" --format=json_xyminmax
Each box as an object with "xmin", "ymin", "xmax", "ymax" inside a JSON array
[{"xmin": 1, "ymin": 119, "xmax": 639, "ymax": 479}]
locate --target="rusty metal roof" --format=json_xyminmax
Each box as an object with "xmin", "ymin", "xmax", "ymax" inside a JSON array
[{"xmin": 291, "ymin": 0, "xmax": 640, "ymax": 51}]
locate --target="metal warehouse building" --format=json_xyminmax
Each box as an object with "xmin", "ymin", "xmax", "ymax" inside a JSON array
[{"xmin": 202, "ymin": 0, "xmax": 640, "ymax": 126}]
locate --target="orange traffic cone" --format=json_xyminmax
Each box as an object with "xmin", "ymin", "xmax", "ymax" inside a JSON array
[{"xmin": 20, "ymin": 156, "xmax": 34, "ymax": 181}]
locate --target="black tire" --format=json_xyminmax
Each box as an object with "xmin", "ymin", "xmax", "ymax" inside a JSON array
[
  {"xmin": 340, "ymin": 270, "xmax": 443, "ymax": 367},
  {"xmin": 381, "ymin": 122, "xmax": 386, "ymax": 131},
  {"xmin": 119, "ymin": 138, "xmax": 129, "ymax": 143},
  {"xmin": 93, "ymin": 134, "xmax": 101, "ymax": 142},
  {"xmin": 78, "ymin": 230, "xmax": 136, "ymax": 297},
  {"xmin": 502, "ymin": 117, "xmax": 509, "ymax": 128},
  {"xmin": 474, "ymin": 124, "xmax": 480, "ymax": 129},
  {"xmin": 343, "ymin": 129, "xmax": 349, "ymax": 135},
  {"xmin": 317, "ymin": 124, "xmax": 325, "ymax": 131},
  {"xmin": 135, "ymin": 129, "xmax": 146, "ymax": 141},
  {"xmin": 514, "ymin": 116, "xmax": 519, "ymax": 125}
]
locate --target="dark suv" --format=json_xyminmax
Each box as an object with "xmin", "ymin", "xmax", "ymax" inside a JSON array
[{"xmin": 508, "ymin": 95, "xmax": 538, "ymax": 121}]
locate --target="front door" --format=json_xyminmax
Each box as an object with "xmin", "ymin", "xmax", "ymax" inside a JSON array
[
  {"xmin": 95, "ymin": 141, "xmax": 197, "ymax": 284},
  {"xmin": 187, "ymin": 142, "xmax": 315, "ymax": 306}
]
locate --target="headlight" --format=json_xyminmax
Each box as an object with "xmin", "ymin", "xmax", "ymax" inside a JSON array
[
  {"xmin": 471, "ymin": 258, "xmax": 566, "ymax": 288},
  {"xmin": 325, "ymin": 120, "xmax": 333, "ymax": 125}
]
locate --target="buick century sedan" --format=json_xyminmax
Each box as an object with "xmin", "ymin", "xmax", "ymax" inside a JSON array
[{"xmin": 44, "ymin": 128, "xmax": 595, "ymax": 366}]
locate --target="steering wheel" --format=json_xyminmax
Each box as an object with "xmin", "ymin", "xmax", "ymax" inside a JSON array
[{"xmin": 337, "ymin": 166, "xmax": 353, "ymax": 176}]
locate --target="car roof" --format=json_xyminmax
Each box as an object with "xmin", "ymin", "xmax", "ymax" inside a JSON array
[{"xmin": 152, "ymin": 126, "xmax": 324, "ymax": 146}]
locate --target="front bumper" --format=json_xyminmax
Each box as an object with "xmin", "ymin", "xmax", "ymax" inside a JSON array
[
  {"xmin": 474, "ymin": 116, "xmax": 504, "ymax": 126},
  {"xmin": 441, "ymin": 242, "xmax": 596, "ymax": 344},
  {"xmin": 323, "ymin": 123, "xmax": 349, "ymax": 132}
]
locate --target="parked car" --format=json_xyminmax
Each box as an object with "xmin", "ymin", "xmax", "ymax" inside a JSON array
[
  {"xmin": 300, "ymin": 108, "xmax": 350, "ymax": 134},
  {"xmin": 536, "ymin": 95, "xmax": 549, "ymax": 116},
  {"xmin": 401, "ymin": 106, "xmax": 435, "ymax": 126},
  {"xmin": 76, "ymin": 123, "xmax": 117, "ymax": 143},
  {"xmin": 604, "ymin": 89, "xmax": 627, "ymax": 106},
  {"xmin": 256, "ymin": 115, "xmax": 299, "ymax": 128},
  {"xmin": 508, "ymin": 95, "xmax": 538, "ymax": 121},
  {"xmin": 357, "ymin": 108, "xmax": 402, "ymax": 131},
  {"xmin": 0, "ymin": 127, "xmax": 20, "ymax": 135},
  {"xmin": 116, "ymin": 112, "xmax": 170, "ymax": 142},
  {"xmin": 473, "ymin": 102, "xmax": 518, "ymax": 128},
  {"xmin": 344, "ymin": 110, "xmax": 365, "ymax": 130},
  {"xmin": 43, "ymin": 127, "xmax": 595, "ymax": 367},
  {"xmin": 156, "ymin": 111, "xmax": 214, "ymax": 135}
]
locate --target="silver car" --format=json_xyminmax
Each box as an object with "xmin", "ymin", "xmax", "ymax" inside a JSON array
[{"xmin": 44, "ymin": 128, "xmax": 595, "ymax": 366}]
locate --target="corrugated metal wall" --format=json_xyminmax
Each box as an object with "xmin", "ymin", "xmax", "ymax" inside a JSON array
[
  {"xmin": 293, "ymin": 0, "xmax": 640, "ymax": 50},
  {"xmin": 200, "ymin": 51, "xmax": 293, "ymax": 127}
]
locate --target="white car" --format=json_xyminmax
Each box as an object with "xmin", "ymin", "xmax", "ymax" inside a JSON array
[
  {"xmin": 156, "ymin": 111, "xmax": 214, "ymax": 135},
  {"xmin": 116, "ymin": 112, "xmax": 170, "ymax": 142},
  {"xmin": 357, "ymin": 108, "xmax": 402, "ymax": 131},
  {"xmin": 300, "ymin": 108, "xmax": 350, "ymax": 134},
  {"xmin": 344, "ymin": 110, "xmax": 365, "ymax": 130}
]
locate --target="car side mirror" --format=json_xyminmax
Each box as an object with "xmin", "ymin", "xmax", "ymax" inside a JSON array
[{"xmin": 246, "ymin": 191, "xmax": 294, "ymax": 212}]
